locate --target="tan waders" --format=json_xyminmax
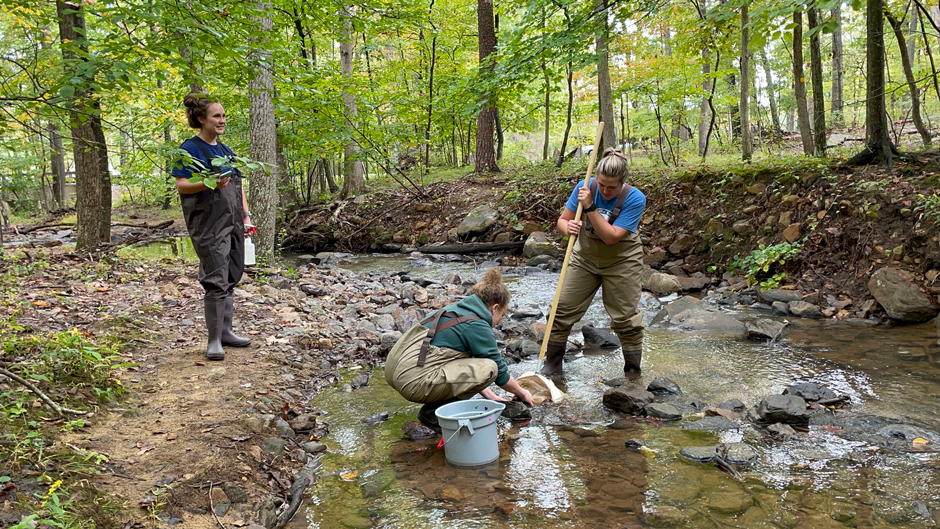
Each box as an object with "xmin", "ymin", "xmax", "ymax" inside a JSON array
[
  {"xmin": 386, "ymin": 311, "xmax": 500, "ymax": 428},
  {"xmin": 548, "ymin": 230, "xmax": 645, "ymax": 375},
  {"xmin": 180, "ymin": 138, "xmax": 247, "ymax": 361}
]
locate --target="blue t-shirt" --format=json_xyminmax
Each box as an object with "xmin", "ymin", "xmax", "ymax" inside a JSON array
[
  {"xmin": 565, "ymin": 178, "xmax": 646, "ymax": 233},
  {"xmin": 172, "ymin": 136, "xmax": 239, "ymax": 180}
]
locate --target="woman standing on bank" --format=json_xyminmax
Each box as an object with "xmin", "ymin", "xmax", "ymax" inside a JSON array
[
  {"xmin": 386, "ymin": 269, "xmax": 535, "ymax": 429},
  {"xmin": 540, "ymin": 148, "xmax": 647, "ymax": 377},
  {"xmin": 173, "ymin": 94, "xmax": 253, "ymax": 361}
]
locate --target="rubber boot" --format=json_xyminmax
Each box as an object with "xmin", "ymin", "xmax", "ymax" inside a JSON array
[
  {"xmin": 417, "ymin": 397, "xmax": 460, "ymax": 430},
  {"xmin": 221, "ymin": 296, "xmax": 251, "ymax": 347},
  {"xmin": 623, "ymin": 350, "xmax": 642, "ymax": 377},
  {"xmin": 205, "ymin": 297, "xmax": 225, "ymax": 361},
  {"xmin": 539, "ymin": 340, "xmax": 567, "ymax": 376}
]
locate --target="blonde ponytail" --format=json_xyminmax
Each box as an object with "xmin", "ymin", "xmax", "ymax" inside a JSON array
[{"xmin": 595, "ymin": 147, "xmax": 630, "ymax": 183}]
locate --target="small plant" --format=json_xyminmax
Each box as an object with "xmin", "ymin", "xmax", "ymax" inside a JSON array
[
  {"xmin": 727, "ymin": 242, "xmax": 802, "ymax": 289},
  {"xmin": 914, "ymin": 193, "xmax": 940, "ymax": 225}
]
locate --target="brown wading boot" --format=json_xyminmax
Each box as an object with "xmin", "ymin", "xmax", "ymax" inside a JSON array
[
  {"xmin": 540, "ymin": 340, "xmax": 567, "ymax": 376},
  {"xmin": 205, "ymin": 298, "xmax": 225, "ymax": 361},
  {"xmin": 221, "ymin": 295, "xmax": 251, "ymax": 347},
  {"xmin": 623, "ymin": 349, "xmax": 642, "ymax": 377}
]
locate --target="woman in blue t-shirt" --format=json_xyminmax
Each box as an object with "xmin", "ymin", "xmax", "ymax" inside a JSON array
[
  {"xmin": 172, "ymin": 94, "xmax": 253, "ymax": 361},
  {"xmin": 541, "ymin": 148, "xmax": 647, "ymax": 377}
]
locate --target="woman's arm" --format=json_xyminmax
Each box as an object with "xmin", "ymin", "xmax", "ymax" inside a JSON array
[
  {"xmin": 242, "ymin": 187, "xmax": 251, "ymax": 226},
  {"xmin": 499, "ymin": 377, "xmax": 534, "ymax": 406},
  {"xmin": 557, "ymin": 207, "xmax": 582, "ymax": 236},
  {"xmin": 575, "ymin": 186, "xmax": 628, "ymax": 245}
]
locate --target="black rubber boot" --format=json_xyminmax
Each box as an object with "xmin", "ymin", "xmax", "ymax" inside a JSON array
[
  {"xmin": 623, "ymin": 349, "xmax": 642, "ymax": 376},
  {"xmin": 540, "ymin": 340, "xmax": 567, "ymax": 376},
  {"xmin": 205, "ymin": 297, "xmax": 225, "ymax": 361},
  {"xmin": 221, "ymin": 296, "xmax": 251, "ymax": 347},
  {"xmin": 417, "ymin": 398, "xmax": 460, "ymax": 430}
]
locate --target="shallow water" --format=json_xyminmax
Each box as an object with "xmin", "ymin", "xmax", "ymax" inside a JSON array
[{"xmin": 290, "ymin": 254, "xmax": 940, "ymax": 528}]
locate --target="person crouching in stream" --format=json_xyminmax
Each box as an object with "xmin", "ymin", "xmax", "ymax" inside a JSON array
[
  {"xmin": 385, "ymin": 269, "xmax": 535, "ymax": 430},
  {"xmin": 540, "ymin": 148, "xmax": 647, "ymax": 378}
]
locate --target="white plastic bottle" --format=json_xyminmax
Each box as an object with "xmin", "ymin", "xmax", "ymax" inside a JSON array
[{"xmin": 244, "ymin": 237, "xmax": 256, "ymax": 266}]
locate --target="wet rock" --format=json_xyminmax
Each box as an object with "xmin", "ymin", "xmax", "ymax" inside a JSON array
[
  {"xmin": 766, "ymin": 423, "xmax": 798, "ymax": 440},
  {"xmin": 679, "ymin": 445, "xmax": 718, "ymax": 463},
  {"xmin": 261, "ymin": 437, "xmax": 286, "ymax": 457},
  {"xmin": 361, "ymin": 412, "xmax": 389, "ymax": 424},
  {"xmin": 402, "ymin": 421, "xmax": 438, "ymax": 441},
  {"xmin": 527, "ymin": 322, "xmax": 546, "ymax": 342},
  {"xmin": 644, "ymin": 403, "xmax": 682, "ymax": 421},
  {"xmin": 456, "ymin": 205, "xmax": 498, "ymax": 237},
  {"xmin": 782, "ymin": 383, "xmax": 837, "ymax": 403},
  {"xmin": 523, "ymin": 231, "xmax": 555, "ymax": 258},
  {"xmin": 789, "ymin": 300, "xmax": 823, "ymax": 319},
  {"xmin": 651, "ymin": 295, "xmax": 701, "ymax": 325},
  {"xmin": 527, "ymin": 255, "xmax": 552, "ymax": 266},
  {"xmin": 682, "ymin": 415, "xmax": 740, "ymax": 431},
  {"xmin": 511, "ymin": 303, "xmax": 543, "ymax": 320},
  {"xmin": 582, "ymin": 325, "xmax": 619, "ymax": 348},
  {"xmin": 709, "ymin": 491, "xmax": 753, "ymax": 515},
  {"xmin": 302, "ymin": 441, "xmax": 327, "ymax": 454},
  {"xmin": 675, "ymin": 276, "xmax": 711, "ymax": 291},
  {"xmin": 751, "ymin": 395, "xmax": 812, "ymax": 425},
  {"xmin": 625, "ymin": 438, "xmax": 648, "ymax": 450},
  {"xmin": 443, "ymin": 273, "xmax": 461, "ymax": 285},
  {"xmin": 771, "ymin": 301, "xmax": 789, "ymax": 315},
  {"xmin": 440, "ymin": 485, "xmax": 465, "ymax": 502},
  {"xmin": 757, "ymin": 288, "xmax": 803, "ymax": 304},
  {"xmin": 745, "ymin": 319, "xmax": 786, "ymax": 341},
  {"xmin": 645, "ymin": 272, "xmax": 682, "ymax": 295},
  {"xmin": 289, "ymin": 413, "xmax": 319, "ymax": 432},
  {"xmin": 506, "ymin": 339, "xmax": 540, "ymax": 358},
  {"xmin": 641, "ymin": 505, "xmax": 684, "ymax": 527},
  {"xmin": 647, "ymin": 375, "xmax": 682, "ymax": 396},
  {"xmin": 669, "ymin": 305, "xmax": 746, "ymax": 335},
  {"xmin": 875, "ymin": 424, "xmax": 940, "ymax": 444},
  {"xmin": 603, "ymin": 388, "xmax": 654, "ymax": 414},
  {"xmin": 717, "ymin": 399, "xmax": 746, "ymax": 412},
  {"xmin": 500, "ymin": 400, "xmax": 531, "ymax": 421},
  {"xmin": 868, "ymin": 267, "xmax": 939, "ymax": 322},
  {"xmin": 350, "ymin": 374, "xmax": 370, "ymax": 389},
  {"xmin": 679, "ymin": 443, "xmax": 757, "ymax": 466}
]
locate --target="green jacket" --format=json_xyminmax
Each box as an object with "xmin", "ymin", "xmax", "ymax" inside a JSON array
[{"xmin": 423, "ymin": 295, "xmax": 510, "ymax": 386}]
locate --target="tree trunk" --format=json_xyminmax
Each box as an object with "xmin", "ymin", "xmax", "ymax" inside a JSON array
[
  {"xmin": 57, "ymin": 0, "xmax": 102, "ymax": 249},
  {"xmin": 699, "ymin": 47, "xmax": 711, "ymax": 156},
  {"xmin": 831, "ymin": 6, "xmax": 844, "ymax": 128},
  {"xmin": 543, "ymin": 59, "xmax": 551, "ymax": 160},
  {"xmin": 494, "ymin": 108, "xmax": 504, "ymax": 161},
  {"xmin": 557, "ymin": 62, "xmax": 574, "ymax": 167},
  {"xmin": 475, "ymin": 0, "xmax": 499, "ymax": 173},
  {"xmin": 249, "ymin": 0, "xmax": 279, "ymax": 259},
  {"xmin": 808, "ymin": 8, "xmax": 827, "ymax": 155},
  {"xmin": 48, "ymin": 123, "xmax": 66, "ymax": 207},
  {"xmin": 423, "ymin": 31, "xmax": 437, "ymax": 171},
  {"xmin": 846, "ymin": 0, "xmax": 900, "ymax": 165},
  {"xmin": 887, "ymin": 11, "xmax": 932, "ymax": 145},
  {"xmin": 340, "ymin": 4, "xmax": 367, "ymax": 196},
  {"xmin": 91, "ymin": 109, "xmax": 112, "ymax": 241},
  {"xmin": 793, "ymin": 11, "xmax": 814, "ymax": 155},
  {"xmin": 596, "ymin": 0, "xmax": 617, "ymax": 151},
  {"xmin": 760, "ymin": 48, "xmax": 781, "ymax": 134},
  {"xmin": 740, "ymin": 2, "xmax": 753, "ymax": 161},
  {"xmin": 324, "ymin": 158, "xmax": 339, "ymax": 192}
]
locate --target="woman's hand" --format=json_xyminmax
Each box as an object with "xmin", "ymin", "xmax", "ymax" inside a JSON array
[
  {"xmin": 516, "ymin": 389, "xmax": 535, "ymax": 407},
  {"xmin": 564, "ymin": 220, "xmax": 582, "ymax": 236},
  {"xmin": 480, "ymin": 388, "xmax": 509, "ymax": 402},
  {"xmin": 577, "ymin": 186, "xmax": 593, "ymax": 209}
]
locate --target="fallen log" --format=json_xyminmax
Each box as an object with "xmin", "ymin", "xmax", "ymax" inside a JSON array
[{"xmin": 414, "ymin": 241, "xmax": 526, "ymax": 254}]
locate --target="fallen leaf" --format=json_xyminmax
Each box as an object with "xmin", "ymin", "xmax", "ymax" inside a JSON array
[
  {"xmin": 340, "ymin": 470, "xmax": 359, "ymax": 480},
  {"xmin": 97, "ymin": 287, "xmax": 109, "ymax": 292},
  {"xmin": 201, "ymin": 427, "xmax": 215, "ymax": 433},
  {"xmin": 166, "ymin": 433, "xmax": 177, "ymax": 441},
  {"xmin": 913, "ymin": 438, "xmax": 930, "ymax": 445},
  {"xmin": 637, "ymin": 446, "xmax": 658, "ymax": 458},
  {"xmin": 32, "ymin": 301, "xmax": 47, "ymax": 307}
]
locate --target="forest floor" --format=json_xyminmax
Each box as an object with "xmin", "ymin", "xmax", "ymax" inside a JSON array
[{"xmin": 2, "ymin": 144, "xmax": 940, "ymax": 528}]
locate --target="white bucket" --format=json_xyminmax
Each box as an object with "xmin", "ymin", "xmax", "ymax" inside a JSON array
[
  {"xmin": 244, "ymin": 237, "xmax": 256, "ymax": 266},
  {"xmin": 435, "ymin": 399, "xmax": 505, "ymax": 467}
]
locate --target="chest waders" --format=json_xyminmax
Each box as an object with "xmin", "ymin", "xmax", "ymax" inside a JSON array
[
  {"xmin": 385, "ymin": 309, "xmax": 499, "ymax": 409},
  {"xmin": 181, "ymin": 138, "xmax": 250, "ymax": 360},
  {"xmin": 542, "ymin": 183, "xmax": 646, "ymax": 377}
]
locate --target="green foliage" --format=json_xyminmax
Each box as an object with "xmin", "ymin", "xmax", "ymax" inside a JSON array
[
  {"xmin": 914, "ymin": 193, "xmax": 940, "ymax": 225},
  {"xmin": 727, "ymin": 242, "xmax": 802, "ymax": 289}
]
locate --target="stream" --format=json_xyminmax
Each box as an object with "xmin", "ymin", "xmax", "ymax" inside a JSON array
[{"xmin": 283, "ymin": 254, "xmax": 940, "ymax": 528}]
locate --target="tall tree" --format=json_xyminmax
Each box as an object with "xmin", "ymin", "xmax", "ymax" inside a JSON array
[
  {"xmin": 887, "ymin": 11, "xmax": 932, "ymax": 145},
  {"xmin": 596, "ymin": 0, "xmax": 617, "ymax": 152},
  {"xmin": 340, "ymin": 4, "xmax": 367, "ymax": 195},
  {"xmin": 56, "ymin": 0, "xmax": 103, "ymax": 249},
  {"xmin": 475, "ymin": 0, "xmax": 499, "ymax": 173},
  {"xmin": 91, "ymin": 105, "xmax": 111, "ymax": 241},
  {"xmin": 740, "ymin": 1, "xmax": 752, "ymax": 161},
  {"xmin": 793, "ymin": 10, "xmax": 814, "ymax": 155},
  {"xmin": 847, "ymin": 0, "xmax": 900, "ymax": 165},
  {"xmin": 249, "ymin": 0, "xmax": 279, "ymax": 258},
  {"xmin": 831, "ymin": 6, "xmax": 844, "ymax": 128},
  {"xmin": 808, "ymin": 7, "xmax": 827, "ymax": 155},
  {"xmin": 760, "ymin": 48, "xmax": 781, "ymax": 135}
]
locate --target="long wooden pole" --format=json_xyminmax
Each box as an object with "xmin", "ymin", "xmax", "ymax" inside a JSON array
[{"xmin": 538, "ymin": 122, "xmax": 605, "ymax": 367}]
